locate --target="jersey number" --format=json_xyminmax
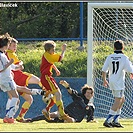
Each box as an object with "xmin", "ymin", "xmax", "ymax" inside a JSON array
[{"xmin": 112, "ymin": 61, "xmax": 119, "ymax": 74}]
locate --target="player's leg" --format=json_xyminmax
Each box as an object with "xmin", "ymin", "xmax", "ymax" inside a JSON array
[
  {"xmin": 26, "ymin": 111, "xmax": 61, "ymax": 123},
  {"xmin": 16, "ymin": 93, "xmax": 33, "ymax": 122},
  {"xmin": 103, "ymin": 90, "xmax": 124, "ymax": 128},
  {"xmin": 112, "ymin": 94, "xmax": 125, "ymax": 128},
  {"xmin": 5, "ymin": 93, "xmax": 12, "ymax": 117},
  {"xmin": 42, "ymin": 76, "xmax": 66, "ymax": 120},
  {"xmin": 42, "ymin": 91, "xmax": 55, "ymax": 120},
  {"xmin": 41, "ymin": 75, "xmax": 57, "ymax": 120},
  {"xmin": 2, "ymin": 80, "xmax": 19, "ymax": 123},
  {"xmin": 103, "ymin": 97, "xmax": 121, "ymax": 127},
  {"xmin": 27, "ymin": 75, "xmax": 42, "ymax": 88},
  {"xmin": 54, "ymin": 89, "xmax": 75, "ymax": 123},
  {"xmin": 4, "ymin": 89, "xmax": 19, "ymax": 123},
  {"xmin": 25, "ymin": 114, "xmax": 46, "ymax": 122},
  {"xmin": 113, "ymin": 96, "xmax": 125, "ymax": 123},
  {"xmin": 16, "ymin": 85, "xmax": 46, "ymax": 95},
  {"xmin": 5, "ymin": 92, "xmax": 20, "ymax": 118},
  {"xmin": 42, "ymin": 97, "xmax": 55, "ymax": 120}
]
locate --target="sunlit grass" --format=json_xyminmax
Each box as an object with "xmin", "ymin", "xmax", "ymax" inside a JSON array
[{"xmin": 0, "ymin": 118, "xmax": 132, "ymax": 132}]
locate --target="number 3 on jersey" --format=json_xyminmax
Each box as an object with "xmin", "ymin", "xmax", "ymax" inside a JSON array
[{"xmin": 112, "ymin": 61, "xmax": 119, "ymax": 74}]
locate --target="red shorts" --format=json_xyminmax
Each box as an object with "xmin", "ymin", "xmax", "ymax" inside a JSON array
[
  {"xmin": 41, "ymin": 74, "xmax": 59, "ymax": 94},
  {"xmin": 12, "ymin": 70, "xmax": 33, "ymax": 95}
]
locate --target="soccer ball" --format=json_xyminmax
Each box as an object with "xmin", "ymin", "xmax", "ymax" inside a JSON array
[{"xmin": 42, "ymin": 93, "xmax": 54, "ymax": 104}]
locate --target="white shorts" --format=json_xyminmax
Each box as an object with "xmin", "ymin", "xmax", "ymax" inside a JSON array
[
  {"xmin": 112, "ymin": 90, "xmax": 125, "ymax": 98},
  {"xmin": 0, "ymin": 79, "xmax": 16, "ymax": 92}
]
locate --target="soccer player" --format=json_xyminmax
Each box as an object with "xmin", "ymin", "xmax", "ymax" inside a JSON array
[
  {"xmin": 0, "ymin": 33, "xmax": 22, "ymax": 123},
  {"xmin": 26, "ymin": 80, "xmax": 96, "ymax": 123},
  {"xmin": 102, "ymin": 40, "xmax": 133, "ymax": 128},
  {"xmin": 5, "ymin": 37, "xmax": 44, "ymax": 123},
  {"xmin": 40, "ymin": 40, "xmax": 74, "ymax": 123}
]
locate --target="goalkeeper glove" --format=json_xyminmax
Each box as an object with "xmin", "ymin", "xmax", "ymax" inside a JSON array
[{"xmin": 59, "ymin": 80, "xmax": 70, "ymax": 89}]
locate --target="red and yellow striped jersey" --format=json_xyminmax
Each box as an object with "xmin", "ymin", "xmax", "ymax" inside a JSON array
[{"xmin": 40, "ymin": 52, "xmax": 61, "ymax": 76}]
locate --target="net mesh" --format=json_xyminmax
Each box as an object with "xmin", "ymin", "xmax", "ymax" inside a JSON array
[{"xmin": 92, "ymin": 7, "xmax": 133, "ymax": 118}]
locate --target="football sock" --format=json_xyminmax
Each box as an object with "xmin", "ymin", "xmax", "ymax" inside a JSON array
[
  {"xmin": 56, "ymin": 100, "xmax": 65, "ymax": 117},
  {"xmin": 8, "ymin": 97, "xmax": 19, "ymax": 118},
  {"xmin": 15, "ymin": 104, "xmax": 19, "ymax": 114},
  {"xmin": 17, "ymin": 101, "xmax": 30, "ymax": 120},
  {"xmin": 113, "ymin": 109, "xmax": 121, "ymax": 123},
  {"xmin": 5, "ymin": 98, "xmax": 11, "ymax": 117},
  {"xmin": 38, "ymin": 81, "xmax": 43, "ymax": 88},
  {"xmin": 46, "ymin": 98, "xmax": 55, "ymax": 112},
  {"xmin": 31, "ymin": 89, "xmax": 45, "ymax": 95},
  {"xmin": 106, "ymin": 109, "xmax": 117, "ymax": 123}
]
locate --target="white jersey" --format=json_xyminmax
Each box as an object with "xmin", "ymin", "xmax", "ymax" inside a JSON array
[
  {"xmin": 102, "ymin": 51, "xmax": 133, "ymax": 90},
  {"xmin": 0, "ymin": 51, "xmax": 16, "ymax": 92}
]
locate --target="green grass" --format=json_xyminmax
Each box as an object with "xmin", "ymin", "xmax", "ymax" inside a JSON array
[
  {"xmin": 16, "ymin": 41, "xmax": 133, "ymax": 78},
  {"xmin": 16, "ymin": 41, "xmax": 88, "ymax": 77},
  {"xmin": 0, "ymin": 118, "xmax": 132, "ymax": 132}
]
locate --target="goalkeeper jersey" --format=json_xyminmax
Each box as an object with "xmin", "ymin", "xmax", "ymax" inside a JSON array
[
  {"xmin": 102, "ymin": 50, "xmax": 133, "ymax": 90},
  {"xmin": 65, "ymin": 89, "xmax": 93, "ymax": 122}
]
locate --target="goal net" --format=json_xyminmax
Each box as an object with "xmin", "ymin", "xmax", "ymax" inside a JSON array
[{"xmin": 87, "ymin": 2, "xmax": 133, "ymax": 118}]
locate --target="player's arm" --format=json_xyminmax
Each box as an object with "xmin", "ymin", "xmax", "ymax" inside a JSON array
[
  {"xmin": 86, "ymin": 105, "xmax": 95, "ymax": 122},
  {"xmin": 59, "ymin": 80, "xmax": 73, "ymax": 94},
  {"xmin": 102, "ymin": 57, "xmax": 109, "ymax": 88},
  {"xmin": 52, "ymin": 64, "xmax": 60, "ymax": 76},
  {"xmin": 17, "ymin": 60, "xmax": 24, "ymax": 70},
  {"xmin": 59, "ymin": 80, "xmax": 79, "ymax": 96},
  {"xmin": 102, "ymin": 71, "xmax": 109, "ymax": 87},
  {"xmin": 6, "ymin": 51, "xmax": 24, "ymax": 70},
  {"xmin": 0, "ymin": 59, "xmax": 14, "ymax": 73},
  {"xmin": 60, "ymin": 44, "xmax": 67, "ymax": 61},
  {"xmin": 60, "ymin": 80, "xmax": 82, "ymax": 102}
]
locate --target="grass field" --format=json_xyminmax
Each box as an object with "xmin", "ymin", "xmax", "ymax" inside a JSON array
[{"xmin": 0, "ymin": 118, "xmax": 132, "ymax": 132}]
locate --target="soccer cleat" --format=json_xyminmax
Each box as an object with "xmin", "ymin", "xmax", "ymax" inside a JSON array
[
  {"xmin": 59, "ymin": 114, "xmax": 75, "ymax": 123},
  {"xmin": 23, "ymin": 118, "xmax": 33, "ymax": 123},
  {"xmin": 111, "ymin": 121, "xmax": 124, "ymax": 128},
  {"xmin": 42, "ymin": 109, "xmax": 51, "ymax": 120},
  {"xmin": 103, "ymin": 120, "xmax": 113, "ymax": 128},
  {"xmin": 3, "ymin": 117, "xmax": 15, "ymax": 123},
  {"xmin": 16, "ymin": 118, "xmax": 30, "ymax": 123}
]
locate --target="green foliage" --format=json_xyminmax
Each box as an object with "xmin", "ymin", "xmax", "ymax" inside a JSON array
[
  {"xmin": 17, "ymin": 41, "xmax": 87, "ymax": 77},
  {"xmin": 16, "ymin": 41, "xmax": 133, "ymax": 78},
  {"xmin": 93, "ymin": 42, "xmax": 113, "ymax": 73},
  {"xmin": 0, "ymin": 2, "xmax": 87, "ymax": 38}
]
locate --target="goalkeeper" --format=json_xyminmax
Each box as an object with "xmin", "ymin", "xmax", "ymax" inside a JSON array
[{"xmin": 26, "ymin": 80, "xmax": 96, "ymax": 123}]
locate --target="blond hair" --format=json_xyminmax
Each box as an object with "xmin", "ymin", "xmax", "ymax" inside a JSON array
[{"xmin": 43, "ymin": 40, "xmax": 56, "ymax": 51}]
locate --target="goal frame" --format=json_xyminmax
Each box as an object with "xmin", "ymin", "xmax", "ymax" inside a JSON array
[{"xmin": 87, "ymin": 2, "xmax": 133, "ymax": 86}]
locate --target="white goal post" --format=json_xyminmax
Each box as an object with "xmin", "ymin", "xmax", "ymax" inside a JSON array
[{"xmin": 87, "ymin": 2, "xmax": 133, "ymax": 118}]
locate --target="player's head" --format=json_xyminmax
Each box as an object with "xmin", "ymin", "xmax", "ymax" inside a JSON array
[
  {"xmin": 81, "ymin": 84, "xmax": 94, "ymax": 100},
  {"xmin": 43, "ymin": 40, "xmax": 56, "ymax": 54},
  {"xmin": 0, "ymin": 33, "xmax": 11, "ymax": 49},
  {"xmin": 8, "ymin": 37, "xmax": 18, "ymax": 52},
  {"xmin": 114, "ymin": 40, "xmax": 124, "ymax": 50}
]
